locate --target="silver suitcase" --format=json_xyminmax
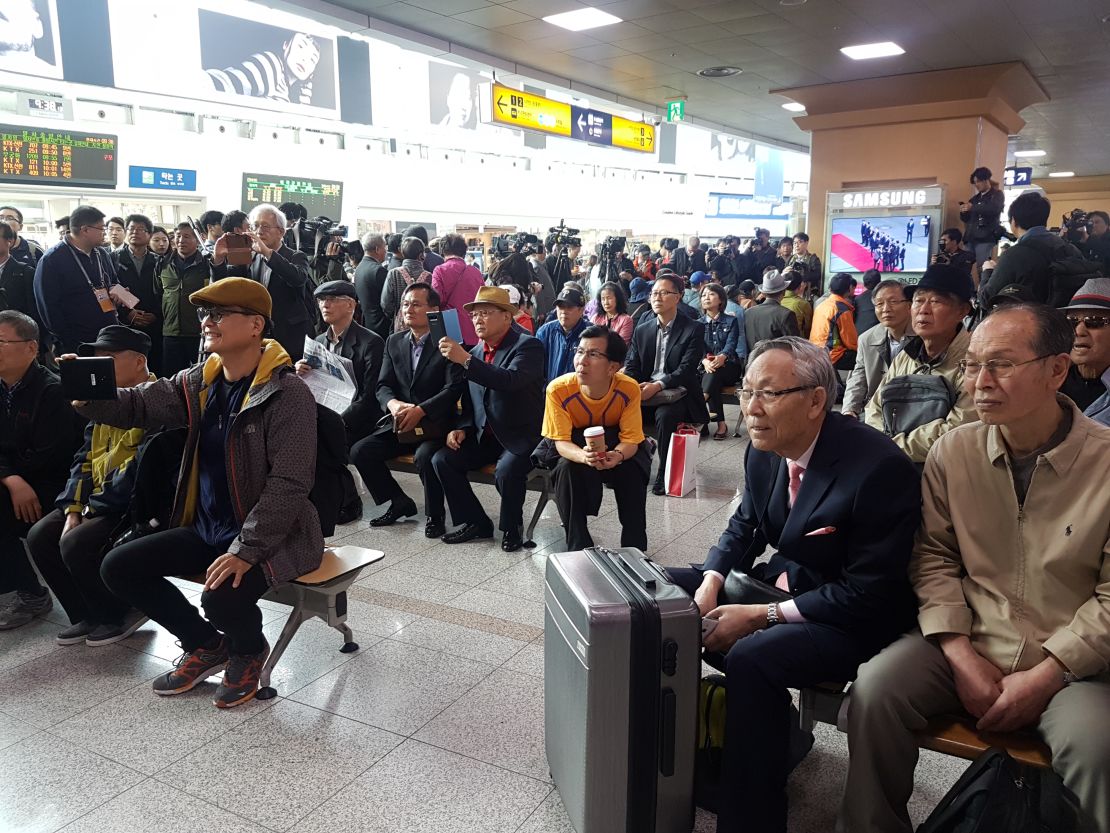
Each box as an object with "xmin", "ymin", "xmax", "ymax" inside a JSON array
[{"xmin": 545, "ymin": 546, "xmax": 699, "ymax": 833}]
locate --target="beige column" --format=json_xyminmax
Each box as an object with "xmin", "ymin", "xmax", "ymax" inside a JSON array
[{"xmin": 774, "ymin": 62, "xmax": 1048, "ymax": 253}]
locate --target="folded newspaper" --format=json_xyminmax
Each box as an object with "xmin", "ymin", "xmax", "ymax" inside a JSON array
[{"xmin": 300, "ymin": 336, "xmax": 356, "ymax": 414}]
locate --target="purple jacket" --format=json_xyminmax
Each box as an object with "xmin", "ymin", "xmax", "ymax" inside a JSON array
[{"xmin": 431, "ymin": 257, "xmax": 485, "ymax": 345}]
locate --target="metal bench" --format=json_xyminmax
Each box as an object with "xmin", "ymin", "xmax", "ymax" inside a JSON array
[{"xmin": 385, "ymin": 453, "xmax": 553, "ymax": 543}]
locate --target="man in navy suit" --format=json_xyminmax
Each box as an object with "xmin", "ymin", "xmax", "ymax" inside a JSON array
[
  {"xmin": 433, "ymin": 285, "xmax": 545, "ymax": 551},
  {"xmin": 668, "ymin": 336, "xmax": 921, "ymax": 833}
]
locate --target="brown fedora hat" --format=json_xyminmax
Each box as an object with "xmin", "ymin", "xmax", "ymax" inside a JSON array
[{"xmin": 463, "ymin": 285, "xmax": 518, "ymax": 315}]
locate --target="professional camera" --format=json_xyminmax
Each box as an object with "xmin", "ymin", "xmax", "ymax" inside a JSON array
[
  {"xmin": 934, "ymin": 243, "xmax": 951, "ymax": 266},
  {"xmin": 548, "ymin": 220, "xmax": 581, "ymax": 249},
  {"xmin": 491, "ymin": 232, "xmax": 540, "ymax": 257},
  {"xmin": 292, "ymin": 215, "xmax": 349, "ymax": 256},
  {"xmin": 1062, "ymin": 208, "xmax": 1090, "ymax": 243},
  {"xmin": 603, "ymin": 235, "xmax": 626, "ymax": 253}
]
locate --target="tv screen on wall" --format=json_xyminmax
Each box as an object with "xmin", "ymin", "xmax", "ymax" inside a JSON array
[{"xmin": 829, "ymin": 215, "xmax": 933, "ymax": 274}]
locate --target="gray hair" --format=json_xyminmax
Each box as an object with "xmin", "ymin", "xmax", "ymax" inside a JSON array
[
  {"xmin": 747, "ymin": 336, "xmax": 837, "ymax": 413},
  {"xmin": 361, "ymin": 232, "xmax": 385, "ymax": 251},
  {"xmin": 0, "ymin": 309, "xmax": 39, "ymax": 342},
  {"xmin": 248, "ymin": 203, "xmax": 285, "ymax": 230}
]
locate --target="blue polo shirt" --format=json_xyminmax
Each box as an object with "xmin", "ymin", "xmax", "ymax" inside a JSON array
[{"xmin": 535, "ymin": 316, "xmax": 589, "ymax": 383}]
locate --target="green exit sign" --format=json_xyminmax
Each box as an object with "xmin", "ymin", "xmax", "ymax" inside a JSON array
[{"xmin": 666, "ymin": 99, "xmax": 685, "ymax": 122}]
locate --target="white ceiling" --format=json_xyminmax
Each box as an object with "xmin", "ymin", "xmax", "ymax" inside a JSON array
[{"xmin": 306, "ymin": 0, "xmax": 1110, "ymax": 175}]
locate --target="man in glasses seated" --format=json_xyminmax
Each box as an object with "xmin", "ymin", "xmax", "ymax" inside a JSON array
[
  {"xmin": 840, "ymin": 303, "xmax": 1110, "ymax": 833},
  {"xmin": 623, "ymin": 273, "xmax": 709, "ymax": 495},
  {"xmin": 1061, "ymin": 278, "xmax": 1110, "ymax": 426},
  {"xmin": 864, "ymin": 265, "xmax": 978, "ymax": 463},
  {"xmin": 541, "ymin": 326, "xmax": 648, "ymax": 551},
  {"xmin": 77, "ymin": 278, "xmax": 322, "ymax": 709},
  {"xmin": 209, "ymin": 203, "xmax": 313, "ymax": 361}
]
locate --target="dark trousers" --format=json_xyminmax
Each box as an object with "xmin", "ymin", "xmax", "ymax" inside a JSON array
[
  {"xmin": 27, "ymin": 509, "xmax": 128, "ymax": 625},
  {"xmin": 642, "ymin": 401, "xmax": 688, "ymax": 486},
  {"xmin": 101, "ymin": 526, "xmax": 268, "ymax": 655},
  {"xmin": 431, "ymin": 431, "xmax": 531, "ymax": 533},
  {"xmin": 552, "ymin": 457, "xmax": 648, "ymax": 550},
  {"xmin": 350, "ymin": 432, "xmax": 445, "ymax": 519},
  {"xmin": 669, "ymin": 567, "xmax": 877, "ymax": 833},
  {"xmin": 162, "ymin": 336, "xmax": 199, "ymax": 378},
  {"xmin": 0, "ymin": 479, "xmax": 61, "ymax": 595},
  {"xmin": 701, "ymin": 362, "xmax": 743, "ymax": 423}
]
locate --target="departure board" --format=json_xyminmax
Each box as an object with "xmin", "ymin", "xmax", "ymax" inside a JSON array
[
  {"xmin": 0, "ymin": 124, "xmax": 118, "ymax": 188},
  {"xmin": 241, "ymin": 173, "xmax": 343, "ymax": 219}
]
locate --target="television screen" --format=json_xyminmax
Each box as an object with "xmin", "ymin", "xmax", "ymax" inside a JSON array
[{"xmin": 829, "ymin": 215, "xmax": 932, "ymax": 274}]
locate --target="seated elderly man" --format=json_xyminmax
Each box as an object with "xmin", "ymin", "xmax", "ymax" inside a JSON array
[
  {"xmin": 84, "ymin": 278, "xmax": 322, "ymax": 709},
  {"xmin": 27, "ymin": 326, "xmax": 154, "ymax": 646},
  {"xmin": 842, "ymin": 279, "xmax": 912, "ymax": 418},
  {"xmin": 865, "ymin": 264, "xmax": 977, "ymax": 463},
  {"xmin": 668, "ymin": 337, "xmax": 921, "ymax": 833},
  {"xmin": 840, "ymin": 303, "xmax": 1110, "ymax": 832},
  {"xmin": 1062, "ymin": 278, "xmax": 1110, "ymax": 425},
  {"xmin": 542, "ymin": 326, "xmax": 647, "ymax": 551}
]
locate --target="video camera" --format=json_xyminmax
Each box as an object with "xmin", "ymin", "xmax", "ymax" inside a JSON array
[
  {"xmin": 596, "ymin": 235, "xmax": 626, "ymax": 257},
  {"xmin": 548, "ymin": 220, "xmax": 581, "ymax": 249},
  {"xmin": 291, "ymin": 215, "xmax": 349, "ymax": 256},
  {"xmin": 1062, "ymin": 208, "xmax": 1090, "ymax": 243},
  {"xmin": 491, "ymin": 232, "xmax": 540, "ymax": 257}
]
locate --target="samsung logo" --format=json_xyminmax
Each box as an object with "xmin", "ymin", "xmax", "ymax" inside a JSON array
[{"xmin": 841, "ymin": 190, "xmax": 929, "ymax": 209}]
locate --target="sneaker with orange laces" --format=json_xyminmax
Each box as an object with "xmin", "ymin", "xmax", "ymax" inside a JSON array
[
  {"xmin": 152, "ymin": 638, "xmax": 230, "ymax": 696},
  {"xmin": 213, "ymin": 638, "xmax": 270, "ymax": 709}
]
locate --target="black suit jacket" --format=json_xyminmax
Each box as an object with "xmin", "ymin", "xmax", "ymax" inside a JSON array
[
  {"xmin": 854, "ymin": 289, "xmax": 878, "ymax": 332},
  {"xmin": 314, "ymin": 321, "xmax": 384, "ymax": 435},
  {"xmin": 672, "ymin": 248, "xmax": 707, "ymax": 277},
  {"xmin": 458, "ymin": 326, "xmax": 545, "ymax": 456},
  {"xmin": 376, "ymin": 329, "xmax": 465, "ymax": 424},
  {"xmin": 354, "ymin": 256, "xmax": 389, "ymax": 339},
  {"xmin": 624, "ymin": 313, "xmax": 710, "ymax": 424},
  {"xmin": 111, "ymin": 248, "xmax": 160, "ymax": 324},
  {"xmin": 214, "ymin": 245, "xmax": 314, "ymax": 361},
  {"xmin": 704, "ymin": 413, "xmax": 920, "ymax": 644}
]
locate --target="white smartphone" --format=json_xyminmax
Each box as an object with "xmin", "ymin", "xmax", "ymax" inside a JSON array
[{"xmin": 701, "ymin": 617, "xmax": 719, "ymax": 640}]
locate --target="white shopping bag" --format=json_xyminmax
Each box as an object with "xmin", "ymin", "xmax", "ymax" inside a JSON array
[{"xmin": 664, "ymin": 425, "xmax": 700, "ymax": 497}]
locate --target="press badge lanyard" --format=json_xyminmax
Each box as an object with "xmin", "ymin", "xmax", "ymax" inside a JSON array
[{"xmin": 67, "ymin": 243, "xmax": 115, "ymax": 313}]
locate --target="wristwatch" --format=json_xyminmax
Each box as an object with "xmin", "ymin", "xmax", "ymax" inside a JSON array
[
  {"xmin": 462, "ymin": 355, "xmax": 473, "ymax": 370},
  {"xmin": 766, "ymin": 603, "xmax": 780, "ymax": 627},
  {"xmin": 1062, "ymin": 670, "xmax": 1079, "ymax": 686}
]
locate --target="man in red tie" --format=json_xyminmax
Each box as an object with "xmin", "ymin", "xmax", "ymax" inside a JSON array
[{"xmin": 666, "ymin": 336, "xmax": 921, "ymax": 833}]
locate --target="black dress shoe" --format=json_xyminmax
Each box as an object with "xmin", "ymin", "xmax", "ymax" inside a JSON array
[
  {"xmin": 424, "ymin": 518, "xmax": 446, "ymax": 538},
  {"xmin": 652, "ymin": 481, "xmax": 666, "ymax": 496},
  {"xmin": 369, "ymin": 498, "xmax": 418, "ymax": 527},
  {"xmin": 442, "ymin": 523, "xmax": 493, "ymax": 544},
  {"xmin": 501, "ymin": 530, "xmax": 523, "ymax": 552},
  {"xmin": 337, "ymin": 499, "xmax": 364, "ymax": 525}
]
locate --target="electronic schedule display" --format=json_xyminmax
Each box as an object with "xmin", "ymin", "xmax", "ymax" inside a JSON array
[
  {"xmin": 1, "ymin": 124, "xmax": 118, "ymax": 188},
  {"xmin": 241, "ymin": 173, "xmax": 343, "ymax": 219}
]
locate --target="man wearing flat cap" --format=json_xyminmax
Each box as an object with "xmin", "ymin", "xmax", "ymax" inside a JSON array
[
  {"xmin": 28, "ymin": 326, "xmax": 155, "ymax": 647},
  {"xmin": 297, "ymin": 280, "xmax": 384, "ymax": 523},
  {"xmin": 433, "ymin": 285, "xmax": 545, "ymax": 552},
  {"xmin": 76, "ymin": 278, "xmax": 323, "ymax": 709},
  {"xmin": 1062, "ymin": 277, "xmax": 1110, "ymax": 426}
]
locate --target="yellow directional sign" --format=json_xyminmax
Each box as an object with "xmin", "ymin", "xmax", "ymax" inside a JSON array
[
  {"xmin": 490, "ymin": 83, "xmax": 572, "ymax": 138},
  {"xmin": 612, "ymin": 115, "xmax": 655, "ymax": 153}
]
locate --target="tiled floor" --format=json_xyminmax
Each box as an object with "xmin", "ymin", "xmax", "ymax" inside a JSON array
[{"xmin": 0, "ymin": 415, "xmax": 963, "ymax": 832}]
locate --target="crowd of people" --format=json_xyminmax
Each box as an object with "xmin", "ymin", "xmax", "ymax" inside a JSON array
[{"xmin": 0, "ymin": 190, "xmax": 1108, "ymax": 831}]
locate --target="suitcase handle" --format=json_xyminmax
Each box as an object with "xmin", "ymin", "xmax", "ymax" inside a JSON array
[{"xmin": 615, "ymin": 550, "xmax": 657, "ymax": 591}]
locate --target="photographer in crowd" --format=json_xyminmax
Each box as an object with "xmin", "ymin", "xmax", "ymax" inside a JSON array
[
  {"xmin": 931, "ymin": 227, "xmax": 976, "ymax": 280},
  {"xmin": 958, "ymin": 167, "xmax": 1005, "ymax": 272},
  {"xmin": 155, "ymin": 222, "xmax": 212, "ymax": 377}
]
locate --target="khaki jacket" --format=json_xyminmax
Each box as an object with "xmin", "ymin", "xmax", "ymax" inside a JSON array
[
  {"xmin": 912, "ymin": 398, "xmax": 1110, "ymax": 679},
  {"xmin": 864, "ymin": 327, "xmax": 976, "ymax": 462}
]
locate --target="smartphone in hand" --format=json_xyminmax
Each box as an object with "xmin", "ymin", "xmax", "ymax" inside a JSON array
[{"xmin": 60, "ymin": 356, "xmax": 117, "ymax": 401}]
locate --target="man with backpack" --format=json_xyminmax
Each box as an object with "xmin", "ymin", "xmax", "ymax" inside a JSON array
[
  {"xmin": 79, "ymin": 278, "xmax": 323, "ymax": 709},
  {"xmin": 864, "ymin": 265, "xmax": 977, "ymax": 464},
  {"xmin": 980, "ymin": 191, "xmax": 1100, "ymax": 308},
  {"xmin": 840, "ymin": 303, "xmax": 1110, "ymax": 833}
]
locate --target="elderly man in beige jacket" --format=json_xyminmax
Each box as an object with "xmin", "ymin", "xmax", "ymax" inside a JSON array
[{"xmin": 839, "ymin": 302, "xmax": 1110, "ymax": 833}]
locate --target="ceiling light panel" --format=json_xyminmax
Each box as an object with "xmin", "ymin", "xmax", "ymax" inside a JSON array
[
  {"xmin": 543, "ymin": 7, "xmax": 622, "ymax": 32},
  {"xmin": 840, "ymin": 41, "xmax": 904, "ymax": 60}
]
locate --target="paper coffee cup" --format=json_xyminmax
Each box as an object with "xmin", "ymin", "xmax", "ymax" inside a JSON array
[{"xmin": 583, "ymin": 426, "xmax": 606, "ymax": 452}]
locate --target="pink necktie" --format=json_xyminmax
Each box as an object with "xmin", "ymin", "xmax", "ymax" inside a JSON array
[{"xmin": 788, "ymin": 461, "xmax": 805, "ymax": 508}]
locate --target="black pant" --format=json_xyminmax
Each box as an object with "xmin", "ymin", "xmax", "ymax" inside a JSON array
[
  {"xmin": 701, "ymin": 362, "xmax": 743, "ymax": 423},
  {"xmin": 0, "ymin": 479, "xmax": 61, "ymax": 595},
  {"xmin": 27, "ymin": 509, "xmax": 128, "ymax": 625},
  {"xmin": 431, "ymin": 431, "xmax": 532, "ymax": 533},
  {"xmin": 350, "ymin": 431, "xmax": 445, "ymax": 519},
  {"xmin": 101, "ymin": 526, "xmax": 268, "ymax": 655},
  {"xmin": 642, "ymin": 401, "xmax": 689, "ymax": 486},
  {"xmin": 669, "ymin": 567, "xmax": 877, "ymax": 833},
  {"xmin": 162, "ymin": 336, "xmax": 199, "ymax": 378},
  {"xmin": 552, "ymin": 457, "xmax": 648, "ymax": 550}
]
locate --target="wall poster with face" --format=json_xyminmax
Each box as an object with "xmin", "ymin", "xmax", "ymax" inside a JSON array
[{"xmin": 0, "ymin": 0, "xmax": 62, "ymax": 79}]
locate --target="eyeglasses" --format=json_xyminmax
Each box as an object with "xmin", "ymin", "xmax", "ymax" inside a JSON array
[
  {"xmin": 574, "ymin": 348, "xmax": 610, "ymax": 361},
  {"xmin": 738, "ymin": 385, "xmax": 814, "ymax": 403},
  {"xmin": 1068, "ymin": 315, "xmax": 1110, "ymax": 330},
  {"xmin": 649, "ymin": 290, "xmax": 679, "ymax": 299},
  {"xmin": 0, "ymin": 338, "xmax": 33, "ymax": 346},
  {"xmin": 251, "ymin": 223, "xmax": 280, "ymax": 233},
  {"xmin": 469, "ymin": 309, "xmax": 503, "ymax": 319},
  {"xmin": 958, "ymin": 355, "xmax": 1054, "ymax": 378},
  {"xmin": 84, "ymin": 224, "xmax": 106, "ymax": 233},
  {"xmin": 911, "ymin": 295, "xmax": 957, "ymax": 309},
  {"xmin": 196, "ymin": 307, "xmax": 254, "ymax": 324}
]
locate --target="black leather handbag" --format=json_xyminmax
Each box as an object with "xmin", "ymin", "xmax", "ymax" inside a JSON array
[{"xmin": 723, "ymin": 570, "xmax": 793, "ymax": 606}]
